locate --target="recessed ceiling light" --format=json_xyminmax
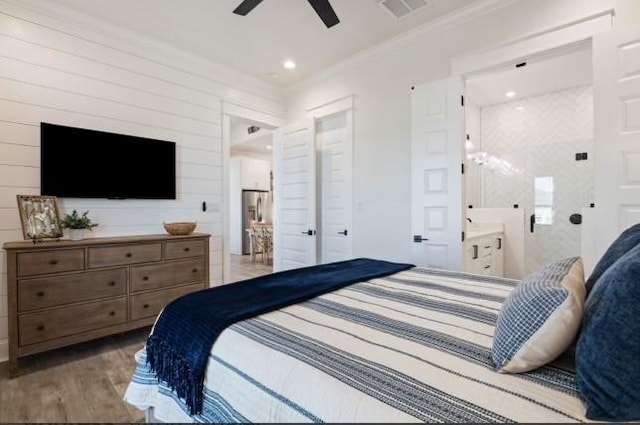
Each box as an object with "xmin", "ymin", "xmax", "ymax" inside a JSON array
[
  {"xmin": 516, "ymin": 106, "xmax": 525, "ymax": 111},
  {"xmin": 266, "ymin": 145, "xmax": 272, "ymax": 150},
  {"xmin": 505, "ymin": 91, "xmax": 516, "ymax": 98},
  {"xmin": 283, "ymin": 60, "xmax": 296, "ymax": 70}
]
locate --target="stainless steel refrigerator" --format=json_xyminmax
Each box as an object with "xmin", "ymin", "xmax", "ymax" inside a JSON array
[{"xmin": 242, "ymin": 190, "xmax": 273, "ymax": 254}]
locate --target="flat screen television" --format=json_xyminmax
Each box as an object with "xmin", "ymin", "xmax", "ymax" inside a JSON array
[{"xmin": 40, "ymin": 123, "xmax": 176, "ymax": 199}]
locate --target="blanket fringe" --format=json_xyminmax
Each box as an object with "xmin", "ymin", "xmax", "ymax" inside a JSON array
[{"xmin": 146, "ymin": 334, "xmax": 204, "ymax": 415}]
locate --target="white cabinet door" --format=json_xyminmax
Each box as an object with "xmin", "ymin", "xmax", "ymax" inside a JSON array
[
  {"xmin": 593, "ymin": 25, "xmax": 640, "ymax": 257},
  {"xmin": 464, "ymin": 241, "xmax": 481, "ymax": 275},
  {"xmin": 491, "ymin": 235, "xmax": 504, "ymax": 277},
  {"xmin": 411, "ymin": 77, "xmax": 464, "ymax": 270},
  {"xmin": 273, "ymin": 118, "xmax": 317, "ymax": 272},
  {"xmin": 317, "ymin": 111, "xmax": 353, "ymax": 264},
  {"xmin": 242, "ymin": 158, "xmax": 271, "ymax": 191}
]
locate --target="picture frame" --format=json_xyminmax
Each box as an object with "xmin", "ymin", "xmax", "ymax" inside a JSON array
[{"xmin": 16, "ymin": 195, "xmax": 63, "ymax": 242}]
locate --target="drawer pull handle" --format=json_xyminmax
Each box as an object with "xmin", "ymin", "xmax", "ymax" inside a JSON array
[
  {"xmin": 108, "ymin": 281, "xmax": 116, "ymax": 286},
  {"xmin": 109, "ymin": 311, "xmax": 116, "ymax": 316},
  {"xmin": 142, "ymin": 276, "xmax": 149, "ymax": 281},
  {"xmin": 192, "ymin": 268, "xmax": 198, "ymax": 273},
  {"xmin": 49, "ymin": 259, "xmax": 58, "ymax": 265},
  {"xmin": 37, "ymin": 291, "xmax": 45, "ymax": 297},
  {"xmin": 184, "ymin": 247, "xmax": 190, "ymax": 252},
  {"xmin": 126, "ymin": 253, "xmax": 132, "ymax": 258},
  {"xmin": 143, "ymin": 304, "xmax": 149, "ymax": 309},
  {"xmin": 37, "ymin": 325, "xmax": 45, "ymax": 331},
  {"xmin": 484, "ymin": 265, "xmax": 491, "ymax": 269}
]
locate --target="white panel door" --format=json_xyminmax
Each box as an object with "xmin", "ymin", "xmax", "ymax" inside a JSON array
[
  {"xmin": 273, "ymin": 118, "xmax": 317, "ymax": 272},
  {"xmin": 316, "ymin": 111, "xmax": 354, "ymax": 264},
  {"xmin": 411, "ymin": 77, "xmax": 464, "ymax": 270},
  {"xmin": 593, "ymin": 25, "xmax": 640, "ymax": 257}
]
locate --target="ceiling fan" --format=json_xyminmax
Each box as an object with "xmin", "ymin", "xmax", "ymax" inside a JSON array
[{"xmin": 233, "ymin": 0, "xmax": 340, "ymax": 28}]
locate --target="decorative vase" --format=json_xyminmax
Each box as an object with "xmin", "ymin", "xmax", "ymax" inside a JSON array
[{"xmin": 69, "ymin": 229, "xmax": 84, "ymax": 241}]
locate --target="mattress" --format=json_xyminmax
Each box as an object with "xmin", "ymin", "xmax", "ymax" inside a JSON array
[{"xmin": 124, "ymin": 268, "xmax": 589, "ymax": 423}]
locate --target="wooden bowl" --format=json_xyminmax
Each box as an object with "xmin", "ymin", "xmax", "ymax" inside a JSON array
[{"xmin": 163, "ymin": 221, "xmax": 197, "ymax": 236}]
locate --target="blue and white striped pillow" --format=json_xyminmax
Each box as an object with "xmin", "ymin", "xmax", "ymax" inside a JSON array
[{"xmin": 492, "ymin": 257, "xmax": 586, "ymax": 373}]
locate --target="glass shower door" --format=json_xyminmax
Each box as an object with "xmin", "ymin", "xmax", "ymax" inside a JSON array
[{"xmin": 524, "ymin": 142, "xmax": 594, "ymax": 274}]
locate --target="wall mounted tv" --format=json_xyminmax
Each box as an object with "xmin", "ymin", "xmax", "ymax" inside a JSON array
[{"xmin": 41, "ymin": 123, "xmax": 176, "ymax": 199}]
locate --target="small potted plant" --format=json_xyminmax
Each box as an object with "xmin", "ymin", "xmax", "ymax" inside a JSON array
[{"xmin": 60, "ymin": 210, "xmax": 98, "ymax": 241}]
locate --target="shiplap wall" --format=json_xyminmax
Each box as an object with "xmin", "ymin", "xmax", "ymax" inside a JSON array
[{"xmin": 0, "ymin": 0, "xmax": 284, "ymax": 361}]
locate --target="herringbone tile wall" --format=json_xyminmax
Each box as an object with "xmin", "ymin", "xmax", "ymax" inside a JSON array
[{"xmin": 479, "ymin": 85, "xmax": 594, "ymax": 274}]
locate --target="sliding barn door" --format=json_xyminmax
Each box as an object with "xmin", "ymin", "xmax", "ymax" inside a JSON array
[
  {"xmin": 593, "ymin": 25, "xmax": 640, "ymax": 257},
  {"xmin": 273, "ymin": 118, "xmax": 317, "ymax": 272},
  {"xmin": 411, "ymin": 77, "xmax": 464, "ymax": 270}
]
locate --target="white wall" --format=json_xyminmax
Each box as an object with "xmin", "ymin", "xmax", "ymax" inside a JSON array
[
  {"xmin": 0, "ymin": 0, "xmax": 283, "ymax": 361},
  {"xmin": 284, "ymin": 0, "xmax": 640, "ymax": 264}
]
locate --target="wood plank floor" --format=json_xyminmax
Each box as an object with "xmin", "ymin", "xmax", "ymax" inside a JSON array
[
  {"xmin": 228, "ymin": 253, "xmax": 273, "ymax": 283},
  {"xmin": 0, "ymin": 254, "xmax": 273, "ymax": 423},
  {"xmin": 0, "ymin": 328, "xmax": 149, "ymax": 423}
]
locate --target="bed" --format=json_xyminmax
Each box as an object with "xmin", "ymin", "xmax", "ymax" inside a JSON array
[{"xmin": 124, "ymin": 265, "xmax": 589, "ymax": 423}]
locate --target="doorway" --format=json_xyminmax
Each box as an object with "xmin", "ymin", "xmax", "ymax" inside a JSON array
[
  {"xmin": 464, "ymin": 43, "xmax": 594, "ymax": 277},
  {"xmin": 222, "ymin": 104, "xmax": 283, "ymax": 284}
]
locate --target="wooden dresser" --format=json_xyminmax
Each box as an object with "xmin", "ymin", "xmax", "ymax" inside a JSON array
[{"xmin": 2, "ymin": 233, "xmax": 210, "ymax": 376}]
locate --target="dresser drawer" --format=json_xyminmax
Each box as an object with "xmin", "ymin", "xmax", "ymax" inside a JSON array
[
  {"xmin": 19, "ymin": 268, "xmax": 127, "ymax": 312},
  {"xmin": 17, "ymin": 249, "xmax": 85, "ymax": 277},
  {"xmin": 131, "ymin": 258, "xmax": 205, "ymax": 293},
  {"xmin": 19, "ymin": 297, "xmax": 127, "ymax": 346},
  {"xmin": 130, "ymin": 283, "xmax": 203, "ymax": 321},
  {"xmin": 88, "ymin": 243, "xmax": 162, "ymax": 268},
  {"xmin": 164, "ymin": 239, "xmax": 206, "ymax": 260}
]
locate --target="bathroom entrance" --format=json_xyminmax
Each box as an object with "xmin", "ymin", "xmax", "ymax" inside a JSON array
[{"xmin": 464, "ymin": 43, "xmax": 594, "ymax": 277}]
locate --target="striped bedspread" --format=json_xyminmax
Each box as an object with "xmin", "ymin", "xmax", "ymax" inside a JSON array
[{"xmin": 124, "ymin": 268, "xmax": 589, "ymax": 423}]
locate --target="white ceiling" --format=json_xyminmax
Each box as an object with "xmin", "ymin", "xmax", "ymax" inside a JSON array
[
  {"xmin": 230, "ymin": 117, "xmax": 273, "ymax": 157},
  {"xmin": 39, "ymin": 0, "xmax": 481, "ymax": 86},
  {"xmin": 466, "ymin": 46, "xmax": 593, "ymax": 107}
]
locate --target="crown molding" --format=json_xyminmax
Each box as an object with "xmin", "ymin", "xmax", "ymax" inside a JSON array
[{"xmin": 284, "ymin": 0, "xmax": 518, "ymax": 94}]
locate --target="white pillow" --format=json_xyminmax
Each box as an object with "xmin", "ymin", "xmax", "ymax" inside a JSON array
[{"xmin": 492, "ymin": 257, "xmax": 586, "ymax": 373}]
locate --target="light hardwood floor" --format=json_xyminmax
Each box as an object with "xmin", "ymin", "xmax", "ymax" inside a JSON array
[
  {"xmin": 0, "ymin": 254, "xmax": 273, "ymax": 423},
  {"xmin": 228, "ymin": 253, "xmax": 273, "ymax": 282},
  {"xmin": 0, "ymin": 328, "xmax": 149, "ymax": 423}
]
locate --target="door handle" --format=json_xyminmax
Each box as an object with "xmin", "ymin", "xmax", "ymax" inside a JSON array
[
  {"xmin": 301, "ymin": 229, "xmax": 316, "ymax": 236},
  {"xmin": 530, "ymin": 214, "xmax": 536, "ymax": 233},
  {"xmin": 413, "ymin": 235, "xmax": 429, "ymax": 243},
  {"xmin": 337, "ymin": 230, "xmax": 348, "ymax": 236},
  {"xmin": 497, "ymin": 237, "xmax": 502, "ymax": 250}
]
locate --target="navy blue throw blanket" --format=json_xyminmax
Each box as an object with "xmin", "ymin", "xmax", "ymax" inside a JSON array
[{"xmin": 146, "ymin": 258, "xmax": 414, "ymax": 415}]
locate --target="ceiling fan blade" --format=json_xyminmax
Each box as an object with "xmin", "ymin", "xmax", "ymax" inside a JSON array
[
  {"xmin": 233, "ymin": 0, "xmax": 264, "ymax": 16},
  {"xmin": 307, "ymin": 0, "xmax": 340, "ymax": 28}
]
